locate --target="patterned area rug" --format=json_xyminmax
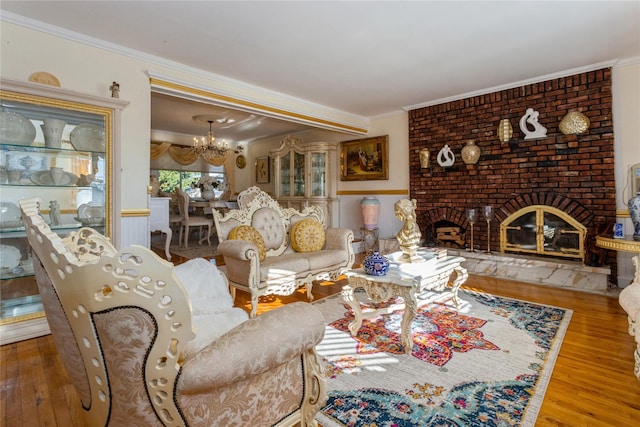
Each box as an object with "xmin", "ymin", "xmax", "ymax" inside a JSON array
[
  {"xmin": 150, "ymin": 232, "xmax": 218, "ymax": 260},
  {"xmin": 313, "ymin": 289, "xmax": 572, "ymax": 427}
]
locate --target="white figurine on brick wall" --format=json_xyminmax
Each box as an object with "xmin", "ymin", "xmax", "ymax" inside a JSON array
[{"xmin": 519, "ymin": 107, "xmax": 547, "ymax": 139}]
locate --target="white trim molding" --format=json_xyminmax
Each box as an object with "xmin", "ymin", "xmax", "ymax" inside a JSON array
[
  {"xmin": 403, "ymin": 59, "xmax": 637, "ymax": 111},
  {"xmin": 147, "ymin": 71, "xmax": 368, "ymax": 135}
]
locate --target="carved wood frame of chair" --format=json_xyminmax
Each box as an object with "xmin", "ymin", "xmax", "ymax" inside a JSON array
[
  {"xmin": 213, "ymin": 187, "xmax": 355, "ymax": 317},
  {"xmin": 20, "ymin": 198, "xmax": 327, "ymax": 426}
]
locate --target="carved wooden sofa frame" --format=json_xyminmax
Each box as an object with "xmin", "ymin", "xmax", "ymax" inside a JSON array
[{"xmin": 213, "ymin": 187, "xmax": 355, "ymax": 317}]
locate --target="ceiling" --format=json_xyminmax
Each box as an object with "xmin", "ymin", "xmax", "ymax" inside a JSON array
[
  {"xmin": 2, "ymin": 1, "xmax": 639, "ymax": 146},
  {"xmin": 150, "ymin": 92, "xmax": 316, "ymax": 147}
]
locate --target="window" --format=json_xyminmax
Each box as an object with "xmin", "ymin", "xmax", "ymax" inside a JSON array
[{"xmin": 152, "ymin": 169, "xmax": 226, "ymax": 199}]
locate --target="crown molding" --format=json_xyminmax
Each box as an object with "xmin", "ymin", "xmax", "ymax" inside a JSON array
[
  {"xmin": 2, "ymin": 11, "xmax": 368, "ymax": 135},
  {"xmin": 148, "ymin": 73, "xmax": 367, "ymax": 135},
  {"xmin": 402, "ymin": 59, "xmax": 631, "ymax": 111}
]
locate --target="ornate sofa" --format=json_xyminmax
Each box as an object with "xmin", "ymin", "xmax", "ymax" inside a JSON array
[
  {"xmin": 213, "ymin": 187, "xmax": 355, "ymax": 317},
  {"xmin": 19, "ymin": 197, "xmax": 327, "ymax": 426}
]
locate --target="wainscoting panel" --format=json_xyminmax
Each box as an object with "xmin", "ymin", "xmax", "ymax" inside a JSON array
[{"xmin": 120, "ymin": 215, "xmax": 150, "ymax": 249}]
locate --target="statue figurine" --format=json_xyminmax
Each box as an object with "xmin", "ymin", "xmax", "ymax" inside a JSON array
[
  {"xmin": 394, "ymin": 198, "xmax": 422, "ymax": 263},
  {"xmin": 109, "ymin": 81, "xmax": 120, "ymax": 98},
  {"xmin": 519, "ymin": 107, "xmax": 547, "ymax": 139},
  {"xmin": 49, "ymin": 200, "xmax": 61, "ymax": 226},
  {"xmin": 437, "ymin": 144, "xmax": 455, "ymax": 167}
]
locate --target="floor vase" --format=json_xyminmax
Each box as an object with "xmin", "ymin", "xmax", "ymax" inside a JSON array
[{"xmin": 361, "ymin": 196, "xmax": 380, "ymax": 229}]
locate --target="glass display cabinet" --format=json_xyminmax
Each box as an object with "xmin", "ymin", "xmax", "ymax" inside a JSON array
[
  {"xmin": 0, "ymin": 78, "xmax": 127, "ymax": 344},
  {"xmin": 270, "ymin": 135, "xmax": 338, "ymax": 226}
]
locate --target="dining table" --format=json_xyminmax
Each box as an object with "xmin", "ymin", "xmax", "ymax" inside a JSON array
[{"xmin": 188, "ymin": 198, "xmax": 213, "ymax": 216}]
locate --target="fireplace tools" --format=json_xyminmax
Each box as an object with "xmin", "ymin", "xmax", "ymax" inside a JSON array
[
  {"xmin": 484, "ymin": 205, "xmax": 494, "ymax": 253},
  {"xmin": 466, "ymin": 208, "xmax": 477, "ymax": 252}
]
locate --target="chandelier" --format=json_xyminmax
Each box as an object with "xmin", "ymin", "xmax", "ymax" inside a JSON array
[{"xmin": 192, "ymin": 120, "xmax": 230, "ymax": 159}]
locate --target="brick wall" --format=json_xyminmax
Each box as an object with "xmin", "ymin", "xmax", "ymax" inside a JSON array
[{"xmin": 408, "ymin": 68, "xmax": 616, "ymax": 273}]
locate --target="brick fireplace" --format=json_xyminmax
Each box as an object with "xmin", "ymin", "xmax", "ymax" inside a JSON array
[{"xmin": 408, "ymin": 68, "xmax": 617, "ymax": 286}]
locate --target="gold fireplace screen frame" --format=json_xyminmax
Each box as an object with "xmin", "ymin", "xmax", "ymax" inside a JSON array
[{"xmin": 500, "ymin": 205, "xmax": 587, "ymax": 261}]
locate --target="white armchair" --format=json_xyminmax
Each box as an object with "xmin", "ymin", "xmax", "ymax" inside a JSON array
[{"xmin": 20, "ymin": 197, "xmax": 327, "ymax": 426}]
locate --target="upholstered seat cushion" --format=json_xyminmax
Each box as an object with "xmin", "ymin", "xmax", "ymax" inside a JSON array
[
  {"xmin": 291, "ymin": 218, "xmax": 325, "ymax": 252},
  {"xmin": 174, "ymin": 258, "xmax": 249, "ymax": 358},
  {"xmin": 260, "ymin": 250, "xmax": 346, "ymax": 282}
]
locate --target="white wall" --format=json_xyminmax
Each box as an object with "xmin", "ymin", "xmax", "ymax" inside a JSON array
[
  {"xmin": 0, "ymin": 23, "xmax": 151, "ymax": 248},
  {"xmin": 612, "ymin": 61, "xmax": 640, "ymax": 286},
  {"xmin": 336, "ymin": 111, "xmax": 409, "ymax": 239},
  {"xmin": 0, "ymin": 21, "xmax": 362, "ymax": 247}
]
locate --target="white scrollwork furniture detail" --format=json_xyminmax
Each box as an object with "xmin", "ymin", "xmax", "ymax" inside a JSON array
[
  {"xmin": 344, "ymin": 251, "xmax": 468, "ymax": 354},
  {"xmin": 213, "ymin": 187, "xmax": 355, "ymax": 317},
  {"xmin": 20, "ymin": 197, "xmax": 327, "ymax": 426}
]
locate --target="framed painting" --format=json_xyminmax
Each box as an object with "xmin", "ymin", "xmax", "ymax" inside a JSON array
[
  {"xmin": 340, "ymin": 135, "xmax": 389, "ymax": 181},
  {"xmin": 256, "ymin": 156, "xmax": 270, "ymax": 183}
]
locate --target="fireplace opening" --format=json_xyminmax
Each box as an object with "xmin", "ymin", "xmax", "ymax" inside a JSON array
[
  {"xmin": 500, "ymin": 205, "xmax": 586, "ymax": 262},
  {"xmin": 433, "ymin": 220, "xmax": 466, "ymax": 248}
]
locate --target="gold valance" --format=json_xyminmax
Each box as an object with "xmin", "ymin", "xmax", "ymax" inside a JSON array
[{"xmin": 151, "ymin": 141, "xmax": 229, "ymax": 166}]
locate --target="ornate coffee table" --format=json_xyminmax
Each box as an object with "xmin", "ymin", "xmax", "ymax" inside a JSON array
[{"xmin": 343, "ymin": 250, "xmax": 468, "ymax": 354}]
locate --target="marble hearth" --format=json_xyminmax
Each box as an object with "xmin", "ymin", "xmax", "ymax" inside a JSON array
[{"xmin": 446, "ymin": 249, "xmax": 611, "ymax": 294}]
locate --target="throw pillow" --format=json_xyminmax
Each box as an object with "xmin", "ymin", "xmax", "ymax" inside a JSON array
[
  {"xmin": 174, "ymin": 258, "xmax": 249, "ymax": 360},
  {"xmin": 228, "ymin": 225, "xmax": 267, "ymax": 261},
  {"xmin": 291, "ymin": 218, "xmax": 325, "ymax": 252}
]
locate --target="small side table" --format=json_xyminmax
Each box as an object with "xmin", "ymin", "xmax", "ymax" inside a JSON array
[
  {"xmin": 343, "ymin": 251, "xmax": 467, "ymax": 354},
  {"xmin": 595, "ymin": 234, "xmax": 640, "ymax": 286}
]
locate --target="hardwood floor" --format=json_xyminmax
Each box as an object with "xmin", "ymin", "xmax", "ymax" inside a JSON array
[{"xmin": 2, "ymin": 249, "xmax": 639, "ymax": 426}]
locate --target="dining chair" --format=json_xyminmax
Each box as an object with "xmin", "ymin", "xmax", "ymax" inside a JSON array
[
  {"xmin": 169, "ymin": 190, "xmax": 183, "ymax": 235},
  {"xmin": 176, "ymin": 188, "xmax": 212, "ymax": 248}
]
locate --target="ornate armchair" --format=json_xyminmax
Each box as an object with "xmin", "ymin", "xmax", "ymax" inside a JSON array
[{"xmin": 19, "ymin": 198, "xmax": 327, "ymax": 426}]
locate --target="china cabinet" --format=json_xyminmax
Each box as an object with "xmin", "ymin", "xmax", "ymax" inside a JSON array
[
  {"xmin": 0, "ymin": 78, "xmax": 127, "ymax": 344},
  {"xmin": 270, "ymin": 136, "xmax": 338, "ymax": 227}
]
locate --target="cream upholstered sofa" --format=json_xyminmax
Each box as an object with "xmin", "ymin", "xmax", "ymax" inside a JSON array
[
  {"xmin": 20, "ymin": 197, "xmax": 327, "ymax": 426},
  {"xmin": 213, "ymin": 187, "xmax": 355, "ymax": 317}
]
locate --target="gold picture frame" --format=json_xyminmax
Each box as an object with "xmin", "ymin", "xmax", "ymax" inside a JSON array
[
  {"xmin": 340, "ymin": 135, "xmax": 389, "ymax": 181},
  {"xmin": 256, "ymin": 156, "xmax": 270, "ymax": 183}
]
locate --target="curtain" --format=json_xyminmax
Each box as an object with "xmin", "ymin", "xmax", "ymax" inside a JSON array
[{"xmin": 150, "ymin": 141, "xmax": 229, "ymax": 166}]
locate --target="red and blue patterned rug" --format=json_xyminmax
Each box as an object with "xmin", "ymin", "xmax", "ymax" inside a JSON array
[{"xmin": 313, "ymin": 289, "xmax": 571, "ymax": 427}]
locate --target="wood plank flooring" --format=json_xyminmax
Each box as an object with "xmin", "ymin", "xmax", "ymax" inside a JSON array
[{"xmin": 2, "ymin": 249, "xmax": 639, "ymax": 426}]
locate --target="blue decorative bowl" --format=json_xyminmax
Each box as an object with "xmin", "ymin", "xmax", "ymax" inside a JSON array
[{"xmin": 362, "ymin": 251, "xmax": 390, "ymax": 276}]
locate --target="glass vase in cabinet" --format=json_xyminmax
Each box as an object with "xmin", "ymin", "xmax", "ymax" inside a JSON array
[{"xmin": 0, "ymin": 78, "xmax": 128, "ymax": 344}]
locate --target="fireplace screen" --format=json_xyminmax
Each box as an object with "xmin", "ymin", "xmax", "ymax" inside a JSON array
[{"xmin": 500, "ymin": 205, "xmax": 586, "ymax": 261}]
